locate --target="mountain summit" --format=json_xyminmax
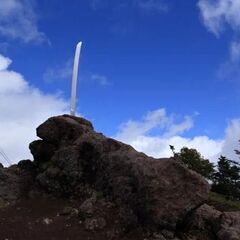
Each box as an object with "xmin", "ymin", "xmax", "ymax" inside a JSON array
[{"xmin": 0, "ymin": 115, "xmax": 239, "ymax": 240}]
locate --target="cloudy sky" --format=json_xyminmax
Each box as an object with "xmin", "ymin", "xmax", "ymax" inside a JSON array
[{"xmin": 0, "ymin": 0, "xmax": 240, "ymax": 165}]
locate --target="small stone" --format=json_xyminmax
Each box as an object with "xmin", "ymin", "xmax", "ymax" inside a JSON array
[{"xmin": 42, "ymin": 218, "xmax": 53, "ymax": 225}]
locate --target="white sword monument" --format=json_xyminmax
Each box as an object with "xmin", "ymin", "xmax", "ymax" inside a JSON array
[{"xmin": 70, "ymin": 41, "xmax": 82, "ymax": 116}]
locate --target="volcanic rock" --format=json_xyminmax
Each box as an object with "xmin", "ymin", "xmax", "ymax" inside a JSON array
[
  {"xmin": 29, "ymin": 115, "xmax": 210, "ymax": 230},
  {"xmin": 0, "ymin": 163, "xmax": 34, "ymax": 203},
  {"xmin": 2, "ymin": 114, "xmax": 239, "ymax": 239}
]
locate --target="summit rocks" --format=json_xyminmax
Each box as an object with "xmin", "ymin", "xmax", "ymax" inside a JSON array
[
  {"xmin": 29, "ymin": 115, "xmax": 210, "ymax": 230},
  {"xmin": 0, "ymin": 115, "xmax": 239, "ymax": 240}
]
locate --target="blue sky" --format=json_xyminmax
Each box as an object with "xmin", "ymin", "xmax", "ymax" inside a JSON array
[{"xmin": 0, "ymin": 0, "xmax": 240, "ymax": 164}]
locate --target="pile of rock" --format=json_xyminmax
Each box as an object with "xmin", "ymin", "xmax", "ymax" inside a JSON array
[{"xmin": 0, "ymin": 115, "xmax": 239, "ymax": 240}]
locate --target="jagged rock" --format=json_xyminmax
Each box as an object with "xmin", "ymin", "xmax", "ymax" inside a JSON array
[
  {"xmin": 36, "ymin": 115, "xmax": 94, "ymax": 145},
  {"xmin": 183, "ymin": 204, "xmax": 221, "ymax": 240},
  {"xmin": 0, "ymin": 165, "xmax": 34, "ymax": 202},
  {"xmin": 217, "ymin": 212, "xmax": 240, "ymax": 240},
  {"xmin": 0, "ymin": 167, "xmax": 20, "ymax": 201},
  {"xmin": 183, "ymin": 204, "xmax": 240, "ymax": 240},
  {"xmin": 30, "ymin": 115, "xmax": 210, "ymax": 230},
  {"xmin": 1, "ymin": 114, "xmax": 240, "ymax": 239},
  {"xmin": 29, "ymin": 140, "xmax": 56, "ymax": 163},
  {"xmin": 187, "ymin": 204, "xmax": 221, "ymax": 230}
]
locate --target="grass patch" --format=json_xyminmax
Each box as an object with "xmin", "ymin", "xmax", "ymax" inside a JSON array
[{"xmin": 207, "ymin": 192, "xmax": 240, "ymax": 212}]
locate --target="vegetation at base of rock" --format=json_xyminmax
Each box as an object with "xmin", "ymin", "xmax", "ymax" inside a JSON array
[{"xmin": 208, "ymin": 192, "xmax": 240, "ymax": 212}]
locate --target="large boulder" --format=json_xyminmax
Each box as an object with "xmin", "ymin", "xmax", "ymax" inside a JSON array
[
  {"xmin": 217, "ymin": 212, "xmax": 240, "ymax": 240},
  {"xmin": 183, "ymin": 204, "xmax": 221, "ymax": 239},
  {"xmin": 182, "ymin": 204, "xmax": 240, "ymax": 240},
  {"xmin": 30, "ymin": 115, "xmax": 210, "ymax": 230}
]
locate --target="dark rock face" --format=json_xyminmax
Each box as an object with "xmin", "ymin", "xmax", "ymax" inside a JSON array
[
  {"xmin": 29, "ymin": 115, "xmax": 210, "ymax": 230},
  {"xmin": 1, "ymin": 114, "xmax": 239, "ymax": 239},
  {"xmin": 0, "ymin": 163, "xmax": 34, "ymax": 203},
  {"xmin": 0, "ymin": 167, "xmax": 21, "ymax": 202}
]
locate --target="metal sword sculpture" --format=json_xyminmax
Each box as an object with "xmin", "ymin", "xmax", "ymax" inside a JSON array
[{"xmin": 70, "ymin": 41, "xmax": 82, "ymax": 116}]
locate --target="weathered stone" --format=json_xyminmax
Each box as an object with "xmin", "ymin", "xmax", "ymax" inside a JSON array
[
  {"xmin": 1, "ymin": 114, "xmax": 239, "ymax": 240},
  {"xmin": 0, "ymin": 168, "xmax": 18, "ymax": 200},
  {"xmin": 217, "ymin": 212, "xmax": 240, "ymax": 240},
  {"xmin": 182, "ymin": 204, "xmax": 222, "ymax": 240},
  {"xmin": 29, "ymin": 140, "xmax": 56, "ymax": 163},
  {"xmin": 187, "ymin": 204, "xmax": 221, "ymax": 230},
  {"xmin": 36, "ymin": 115, "xmax": 93, "ymax": 145},
  {"xmin": 30, "ymin": 115, "xmax": 210, "ymax": 230}
]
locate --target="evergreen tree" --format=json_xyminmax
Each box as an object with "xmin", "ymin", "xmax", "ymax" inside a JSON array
[
  {"xmin": 176, "ymin": 147, "xmax": 215, "ymax": 180},
  {"xmin": 212, "ymin": 156, "xmax": 240, "ymax": 200}
]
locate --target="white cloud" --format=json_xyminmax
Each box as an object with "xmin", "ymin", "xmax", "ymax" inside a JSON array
[
  {"xmin": 0, "ymin": 0, "xmax": 48, "ymax": 44},
  {"xmin": 0, "ymin": 54, "xmax": 68, "ymax": 165},
  {"xmin": 221, "ymin": 119, "xmax": 240, "ymax": 160},
  {"xmin": 198, "ymin": 0, "xmax": 240, "ymax": 36},
  {"xmin": 0, "ymin": 54, "xmax": 11, "ymax": 71},
  {"xmin": 117, "ymin": 109, "xmax": 194, "ymax": 141},
  {"xmin": 43, "ymin": 59, "xmax": 73, "ymax": 83},
  {"xmin": 90, "ymin": 74, "xmax": 110, "ymax": 86},
  {"xmin": 43, "ymin": 59, "xmax": 111, "ymax": 87},
  {"xmin": 115, "ymin": 109, "xmax": 240, "ymax": 163},
  {"xmin": 198, "ymin": 0, "xmax": 240, "ymax": 82},
  {"xmin": 230, "ymin": 40, "xmax": 240, "ymax": 62}
]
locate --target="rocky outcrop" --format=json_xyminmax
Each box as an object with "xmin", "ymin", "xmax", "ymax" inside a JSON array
[
  {"xmin": 29, "ymin": 115, "xmax": 210, "ymax": 231},
  {"xmin": 0, "ymin": 114, "xmax": 239, "ymax": 240}
]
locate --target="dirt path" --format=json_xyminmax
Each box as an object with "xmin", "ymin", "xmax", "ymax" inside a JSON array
[{"xmin": 0, "ymin": 198, "xmax": 141, "ymax": 240}]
